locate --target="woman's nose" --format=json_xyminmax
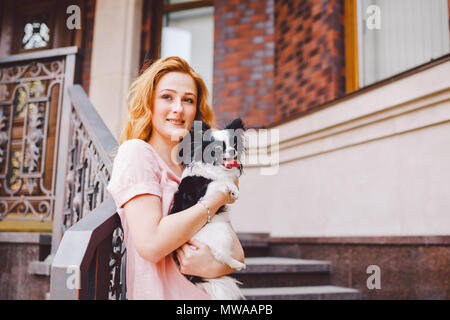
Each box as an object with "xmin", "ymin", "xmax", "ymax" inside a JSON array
[{"xmin": 172, "ymin": 98, "xmax": 183, "ymax": 112}]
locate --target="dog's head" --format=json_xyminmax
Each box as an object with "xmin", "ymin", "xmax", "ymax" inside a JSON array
[{"xmin": 178, "ymin": 118, "xmax": 246, "ymax": 175}]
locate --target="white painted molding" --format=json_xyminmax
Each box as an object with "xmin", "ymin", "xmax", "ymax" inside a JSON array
[{"xmin": 243, "ymin": 60, "xmax": 450, "ymax": 167}]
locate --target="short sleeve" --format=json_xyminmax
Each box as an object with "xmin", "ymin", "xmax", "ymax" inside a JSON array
[{"xmin": 107, "ymin": 139, "xmax": 162, "ymax": 209}]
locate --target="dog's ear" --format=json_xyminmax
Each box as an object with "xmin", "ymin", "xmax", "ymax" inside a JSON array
[
  {"xmin": 224, "ymin": 118, "xmax": 246, "ymax": 162},
  {"xmin": 189, "ymin": 120, "xmax": 211, "ymax": 136},
  {"xmin": 224, "ymin": 118, "xmax": 245, "ymax": 131},
  {"xmin": 188, "ymin": 120, "xmax": 212, "ymax": 163},
  {"xmin": 201, "ymin": 121, "xmax": 211, "ymax": 132}
]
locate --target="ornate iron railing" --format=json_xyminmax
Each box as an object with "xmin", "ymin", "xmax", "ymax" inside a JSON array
[
  {"xmin": 0, "ymin": 47, "xmax": 77, "ymax": 229},
  {"xmin": 50, "ymin": 84, "xmax": 126, "ymax": 300},
  {"xmin": 1, "ymin": 47, "xmax": 126, "ymax": 299}
]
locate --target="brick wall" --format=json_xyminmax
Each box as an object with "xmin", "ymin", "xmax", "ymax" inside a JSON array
[
  {"xmin": 138, "ymin": 1, "xmax": 348, "ymax": 128},
  {"xmin": 273, "ymin": 0, "xmax": 346, "ymax": 123},
  {"xmin": 213, "ymin": 0, "xmax": 275, "ymax": 128},
  {"xmin": 213, "ymin": 0, "xmax": 346, "ymax": 128},
  {"xmin": 79, "ymin": 0, "xmax": 96, "ymax": 94}
]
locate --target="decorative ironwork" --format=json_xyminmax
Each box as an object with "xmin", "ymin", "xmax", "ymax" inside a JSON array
[
  {"xmin": 0, "ymin": 58, "xmax": 65, "ymax": 222},
  {"xmin": 62, "ymin": 108, "xmax": 112, "ymax": 231},
  {"xmin": 22, "ymin": 22, "xmax": 50, "ymax": 50},
  {"xmin": 109, "ymin": 226, "xmax": 126, "ymax": 300},
  {"xmin": 61, "ymin": 92, "xmax": 126, "ymax": 299}
]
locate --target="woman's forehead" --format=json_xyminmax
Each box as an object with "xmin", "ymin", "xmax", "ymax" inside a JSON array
[{"xmin": 157, "ymin": 72, "xmax": 197, "ymax": 94}]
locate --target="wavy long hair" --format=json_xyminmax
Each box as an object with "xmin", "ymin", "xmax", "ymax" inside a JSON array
[{"xmin": 120, "ymin": 56, "xmax": 215, "ymax": 144}]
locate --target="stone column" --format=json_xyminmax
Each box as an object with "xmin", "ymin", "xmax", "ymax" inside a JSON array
[{"xmin": 89, "ymin": 0, "xmax": 143, "ymax": 140}]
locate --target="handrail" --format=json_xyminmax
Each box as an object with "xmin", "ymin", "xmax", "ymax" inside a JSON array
[
  {"xmin": 50, "ymin": 84, "xmax": 126, "ymax": 300},
  {"xmin": 67, "ymin": 85, "xmax": 118, "ymax": 172},
  {"xmin": 0, "ymin": 46, "xmax": 78, "ymax": 64},
  {"xmin": 50, "ymin": 198, "xmax": 119, "ymax": 299}
]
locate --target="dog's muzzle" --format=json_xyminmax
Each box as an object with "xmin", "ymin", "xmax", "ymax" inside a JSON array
[{"xmin": 224, "ymin": 160, "xmax": 239, "ymax": 169}]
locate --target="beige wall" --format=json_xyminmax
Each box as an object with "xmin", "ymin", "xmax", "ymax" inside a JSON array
[
  {"xmin": 89, "ymin": 0, "xmax": 143, "ymax": 140},
  {"xmin": 231, "ymin": 60, "xmax": 450, "ymax": 238}
]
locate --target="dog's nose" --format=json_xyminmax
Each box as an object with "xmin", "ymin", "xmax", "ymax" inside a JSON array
[{"xmin": 223, "ymin": 155, "xmax": 237, "ymax": 161}]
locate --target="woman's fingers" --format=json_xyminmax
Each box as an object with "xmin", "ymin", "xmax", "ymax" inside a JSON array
[
  {"xmin": 187, "ymin": 238, "xmax": 205, "ymax": 250},
  {"xmin": 180, "ymin": 243, "xmax": 195, "ymax": 260},
  {"xmin": 176, "ymin": 248, "xmax": 185, "ymax": 267}
]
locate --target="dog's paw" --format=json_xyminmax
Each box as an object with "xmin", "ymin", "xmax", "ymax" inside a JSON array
[
  {"xmin": 205, "ymin": 181, "xmax": 239, "ymax": 201},
  {"xmin": 204, "ymin": 181, "xmax": 229, "ymax": 198},
  {"xmin": 227, "ymin": 184, "xmax": 239, "ymax": 200},
  {"xmin": 228, "ymin": 258, "xmax": 245, "ymax": 271}
]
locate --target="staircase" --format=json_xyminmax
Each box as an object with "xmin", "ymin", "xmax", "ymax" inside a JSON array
[{"xmin": 234, "ymin": 234, "xmax": 360, "ymax": 300}]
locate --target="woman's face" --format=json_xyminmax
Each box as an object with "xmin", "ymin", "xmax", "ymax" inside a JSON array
[{"xmin": 151, "ymin": 71, "xmax": 198, "ymax": 144}]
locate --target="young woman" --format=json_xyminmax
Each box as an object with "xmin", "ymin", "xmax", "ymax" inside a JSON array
[{"xmin": 107, "ymin": 56, "xmax": 244, "ymax": 300}]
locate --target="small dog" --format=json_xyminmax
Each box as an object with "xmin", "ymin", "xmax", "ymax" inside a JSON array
[{"xmin": 169, "ymin": 118, "xmax": 246, "ymax": 300}]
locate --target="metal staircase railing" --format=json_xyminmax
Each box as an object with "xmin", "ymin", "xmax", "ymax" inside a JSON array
[
  {"xmin": 0, "ymin": 47, "xmax": 77, "ymax": 235},
  {"xmin": 50, "ymin": 84, "xmax": 126, "ymax": 299},
  {"xmin": 0, "ymin": 47, "xmax": 126, "ymax": 299}
]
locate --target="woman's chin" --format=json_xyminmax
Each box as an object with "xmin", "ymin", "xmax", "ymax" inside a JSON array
[{"xmin": 164, "ymin": 126, "xmax": 189, "ymax": 142}]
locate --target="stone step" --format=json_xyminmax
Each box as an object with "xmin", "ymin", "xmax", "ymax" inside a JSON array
[
  {"xmin": 241, "ymin": 285, "xmax": 361, "ymax": 300},
  {"xmin": 238, "ymin": 233, "xmax": 270, "ymax": 258},
  {"xmin": 233, "ymin": 257, "xmax": 332, "ymax": 288}
]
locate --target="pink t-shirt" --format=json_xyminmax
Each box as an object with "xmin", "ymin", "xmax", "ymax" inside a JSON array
[{"xmin": 106, "ymin": 139, "xmax": 210, "ymax": 300}]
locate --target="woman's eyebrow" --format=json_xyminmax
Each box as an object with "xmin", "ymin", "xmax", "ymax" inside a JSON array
[{"xmin": 160, "ymin": 89, "xmax": 196, "ymax": 97}]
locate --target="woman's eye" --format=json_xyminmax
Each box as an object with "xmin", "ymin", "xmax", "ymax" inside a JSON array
[
  {"xmin": 184, "ymin": 98, "xmax": 194, "ymax": 104},
  {"xmin": 162, "ymin": 95, "xmax": 171, "ymax": 100}
]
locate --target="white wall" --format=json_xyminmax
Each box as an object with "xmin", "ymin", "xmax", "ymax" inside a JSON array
[
  {"xmin": 231, "ymin": 60, "xmax": 450, "ymax": 237},
  {"xmin": 89, "ymin": 0, "xmax": 143, "ymax": 140}
]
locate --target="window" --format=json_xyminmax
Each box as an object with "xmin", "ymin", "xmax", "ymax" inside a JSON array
[
  {"xmin": 14, "ymin": 4, "xmax": 56, "ymax": 53},
  {"xmin": 346, "ymin": 0, "xmax": 450, "ymax": 90},
  {"xmin": 160, "ymin": 0, "xmax": 215, "ymax": 104}
]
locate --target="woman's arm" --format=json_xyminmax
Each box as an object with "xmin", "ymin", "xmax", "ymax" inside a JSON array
[{"xmin": 123, "ymin": 191, "xmax": 231, "ymax": 263}]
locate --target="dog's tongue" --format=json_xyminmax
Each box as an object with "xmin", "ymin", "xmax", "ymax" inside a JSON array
[{"xmin": 224, "ymin": 160, "xmax": 239, "ymax": 168}]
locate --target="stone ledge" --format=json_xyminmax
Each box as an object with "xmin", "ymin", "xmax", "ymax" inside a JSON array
[
  {"xmin": 236, "ymin": 257, "xmax": 332, "ymax": 274},
  {"xmin": 0, "ymin": 232, "xmax": 51, "ymax": 244},
  {"xmin": 28, "ymin": 254, "xmax": 53, "ymax": 276},
  {"xmin": 241, "ymin": 285, "xmax": 361, "ymax": 300}
]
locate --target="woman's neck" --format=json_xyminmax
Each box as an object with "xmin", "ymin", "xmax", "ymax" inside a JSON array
[{"xmin": 148, "ymin": 133, "xmax": 182, "ymax": 172}]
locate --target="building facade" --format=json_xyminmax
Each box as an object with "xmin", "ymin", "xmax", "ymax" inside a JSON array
[{"xmin": 0, "ymin": 0, "xmax": 449, "ymax": 299}]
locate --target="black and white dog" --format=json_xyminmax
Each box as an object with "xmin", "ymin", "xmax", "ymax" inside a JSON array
[{"xmin": 169, "ymin": 118, "xmax": 246, "ymax": 300}]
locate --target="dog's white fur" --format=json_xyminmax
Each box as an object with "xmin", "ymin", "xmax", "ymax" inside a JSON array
[{"xmin": 182, "ymin": 162, "xmax": 245, "ymax": 300}]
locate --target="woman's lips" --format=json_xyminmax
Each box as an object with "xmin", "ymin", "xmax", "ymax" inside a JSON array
[{"xmin": 166, "ymin": 119, "xmax": 185, "ymax": 125}]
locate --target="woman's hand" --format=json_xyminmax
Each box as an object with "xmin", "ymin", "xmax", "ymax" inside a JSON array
[{"xmin": 176, "ymin": 239, "xmax": 236, "ymax": 279}]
